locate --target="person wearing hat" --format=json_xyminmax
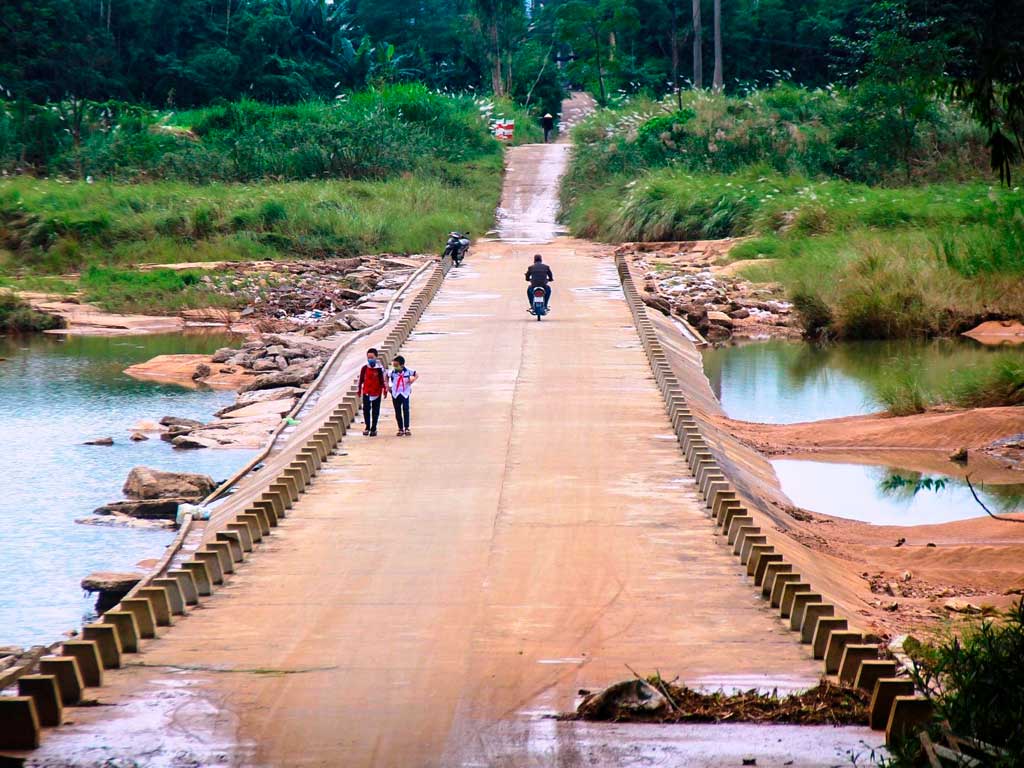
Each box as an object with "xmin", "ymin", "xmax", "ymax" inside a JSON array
[{"xmin": 541, "ymin": 113, "xmax": 555, "ymax": 143}]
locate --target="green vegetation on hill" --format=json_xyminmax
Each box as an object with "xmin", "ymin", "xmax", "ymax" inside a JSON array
[{"xmin": 0, "ymin": 291, "xmax": 63, "ymax": 333}]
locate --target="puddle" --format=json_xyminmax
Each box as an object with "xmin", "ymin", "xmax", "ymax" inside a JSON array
[
  {"xmin": 703, "ymin": 338, "xmax": 1023, "ymax": 424},
  {"xmin": 774, "ymin": 459, "xmax": 1024, "ymax": 525}
]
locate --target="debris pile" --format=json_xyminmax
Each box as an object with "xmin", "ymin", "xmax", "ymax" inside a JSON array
[{"xmin": 568, "ymin": 676, "xmax": 869, "ymax": 725}]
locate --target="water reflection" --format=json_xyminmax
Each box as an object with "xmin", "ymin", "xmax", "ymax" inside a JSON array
[
  {"xmin": 0, "ymin": 332, "xmax": 253, "ymax": 646},
  {"xmin": 774, "ymin": 459, "xmax": 1024, "ymax": 526},
  {"xmin": 702, "ymin": 338, "xmax": 1023, "ymax": 424}
]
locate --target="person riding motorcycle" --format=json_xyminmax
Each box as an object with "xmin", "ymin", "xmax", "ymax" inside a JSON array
[
  {"xmin": 525, "ymin": 254, "xmax": 553, "ymax": 313},
  {"xmin": 444, "ymin": 231, "xmax": 470, "ymax": 265}
]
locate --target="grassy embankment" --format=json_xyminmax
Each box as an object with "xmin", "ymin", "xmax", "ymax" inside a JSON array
[
  {"xmin": 562, "ymin": 87, "xmax": 1024, "ymax": 410},
  {"xmin": 0, "ymin": 86, "xmax": 528, "ymax": 314}
]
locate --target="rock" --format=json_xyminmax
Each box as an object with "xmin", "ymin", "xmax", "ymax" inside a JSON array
[
  {"xmin": 218, "ymin": 386, "xmax": 306, "ymax": 415},
  {"xmin": 191, "ymin": 363, "xmax": 212, "ymax": 380},
  {"xmin": 275, "ymin": 356, "xmax": 288, "ymax": 370},
  {"xmin": 241, "ymin": 366, "xmax": 319, "ymax": 392},
  {"xmin": 576, "ymin": 679, "xmax": 669, "ymax": 721},
  {"xmin": 220, "ymin": 399, "xmax": 295, "ymax": 420},
  {"xmin": 902, "ymin": 571, "xmax": 913, "ymax": 582},
  {"xmin": 949, "ymin": 447, "xmax": 968, "ymax": 464},
  {"xmin": 159, "ymin": 416, "xmax": 204, "ymax": 429},
  {"xmin": 252, "ymin": 358, "xmax": 280, "ymax": 372},
  {"xmin": 160, "ymin": 426, "xmax": 194, "ymax": 442},
  {"xmin": 84, "ymin": 437, "xmax": 114, "ymax": 446},
  {"xmin": 265, "ymin": 344, "xmax": 286, "ymax": 356},
  {"xmin": 93, "ymin": 498, "xmax": 185, "ymax": 519},
  {"xmin": 729, "ymin": 308, "xmax": 751, "ymax": 320},
  {"xmin": 707, "ymin": 310, "xmax": 734, "ymax": 327},
  {"xmin": 704, "ymin": 323, "xmax": 733, "ymax": 342},
  {"xmin": 81, "ymin": 571, "xmax": 143, "ymax": 594},
  {"xmin": 171, "ymin": 435, "xmax": 220, "ymax": 450},
  {"xmin": 944, "ymin": 599, "xmax": 982, "ymax": 614},
  {"xmin": 122, "ymin": 466, "xmax": 216, "ymax": 500},
  {"xmin": 129, "ymin": 432, "xmax": 149, "ymax": 442},
  {"xmin": 211, "ymin": 347, "xmax": 235, "ymax": 363}
]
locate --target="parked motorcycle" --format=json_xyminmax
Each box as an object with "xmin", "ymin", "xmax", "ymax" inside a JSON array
[
  {"xmin": 443, "ymin": 231, "xmax": 470, "ymax": 266},
  {"xmin": 530, "ymin": 286, "xmax": 548, "ymax": 320}
]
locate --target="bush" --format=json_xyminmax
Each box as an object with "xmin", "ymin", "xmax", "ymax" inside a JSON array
[{"xmin": 0, "ymin": 290, "xmax": 64, "ymax": 332}]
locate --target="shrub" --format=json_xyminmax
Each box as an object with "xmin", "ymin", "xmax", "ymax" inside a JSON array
[{"xmin": 0, "ymin": 290, "xmax": 64, "ymax": 332}]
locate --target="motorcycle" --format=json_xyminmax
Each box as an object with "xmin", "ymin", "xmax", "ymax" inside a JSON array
[
  {"xmin": 443, "ymin": 231, "xmax": 470, "ymax": 267},
  {"xmin": 530, "ymin": 286, "xmax": 548, "ymax": 320}
]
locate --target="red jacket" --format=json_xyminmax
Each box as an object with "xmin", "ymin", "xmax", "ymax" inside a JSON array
[{"xmin": 358, "ymin": 364, "xmax": 386, "ymax": 398}]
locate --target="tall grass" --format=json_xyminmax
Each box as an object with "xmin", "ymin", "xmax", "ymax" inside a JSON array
[{"xmin": 0, "ymin": 290, "xmax": 64, "ymax": 332}]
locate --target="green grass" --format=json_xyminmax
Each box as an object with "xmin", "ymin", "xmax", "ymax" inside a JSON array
[
  {"xmin": 0, "ymin": 290, "xmax": 64, "ymax": 332},
  {"xmin": 78, "ymin": 265, "xmax": 243, "ymax": 314}
]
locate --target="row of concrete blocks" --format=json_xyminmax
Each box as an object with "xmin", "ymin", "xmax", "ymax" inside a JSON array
[
  {"xmin": 0, "ymin": 262, "xmax": 451, "ymax": 752},
  {"xmin": 613, "ymin": 255, "xmax": 933, "ymax": 748}
]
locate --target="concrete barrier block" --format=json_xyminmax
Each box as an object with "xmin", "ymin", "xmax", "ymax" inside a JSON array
[
  {"xmin": 788, "ymin": 592, "xmax": 823, "ymax": 630},
  {"xmin": 136, "ymin": 586, "xmax": 174, "ymax": 626},
  {"xmin": 191, "ymin": 552, "xmax": 223, "ymax": 586},
  {"xmin": 745, "ymin": 544, "xmax": 775, "ymax": 578},
  {"xmin": 102, "ymin": 610, "xmax": 140, "ymax": 653},
  {"xmin": 237, "ymin": 513, "xmax": 263, "ymax": 543},
  {"xmin": 700, "ymin": 473, "xmax": 726, "ymax": 499},
  {"xmin": 855, "ymin": 660, "xmax": 900, "ymax": 693},
  {"xmin": 799, "ymin": 603, "xmax": 835, "ymax": 643},
  {"xmin": 216, "ymin": 531, "xmax": 245, "ymax": 562},
  {"xmin": 38, "ymin": 657, "xmax": 84, "ymax": 705},
  {"xmin": 294, "ymin": 453, "xmax": 318, "ymax": 476},
  {"xmin": 885, "ymin": 696, "xmax": 932, "ymax": 746},
  {"xmin": 694, "ymin": 460, "xmax": 719, "ymax": 486},
  {"xmin": 731, "ymin": 526, "xmax": 760, "ymax": 554},
  {"xmin": 226, "ymin": 522, "xmax": 254, "ymax": 553},
  {"xmin": 720, "ymin": 504, "xmax": 747, "ymax": 534},
  {"xmin": 761, "ymin": 562, "xmax": 793, "ymax": 596},
  {"xmin": 824, "ymin": 630, "xmax": 864, "ymax": 673},
  {"xmin": 17, "ymin": 675, "xmax": 62, "ymax": 727},
  {"xmin": 715, "ymin": 498, "xmax": 743, "ymax": 526},
  {"xmin": 81, "ymin": 624, "xmax": 121, "ymax": 669},
  {"xmin": 152, "ymin": 578, "xmax": 187, "ymax": 616},
  {"xmin": 248, "ymin": 506, "xmax": 271, "ymax": 535},
  {"xmin": 770, "ymin": 573, "xmax": 802, "ymax": 607},
  {"xmin": 726, "ymin": 515, "xmax": 755, "ymax": 544},
  {"xmin": 206, "ymin": 542, "xmax": 236, "ymax": 574},
  {"xmin": 304, "ymin": 438, "xmax": 329, "ymax": 462},
  {"xmin": 255, "ymin": 497, "xmax": 281, "ymax": 525},
  {"xmin": 0, "ymin": 697, "xmax": 40, "ymax": 748},
  {"xmin": 119, "ymin": 597, "xmax": 157, "ymax": 638},
  {"xmin": 281, "ymin": 467, "xmax": 306, "ymax": 494},
  {"xmin": 739, "ymin": 534, "xmax": 769, "ymax": 565},
  {"xmin": 811, "ymin": 619, "xmax": 849, "ymax": 660},
  {"xmin": 61, "ymin": 641, "xmax": 102, "ymax": 687},
  {"xmin": 839, "ymin": 644, "xmax": 880, "ymax": 684},
  {"xmin": 753, "ymin": 553, "xmax": 785, "ymax": 587},
  {"xmin": 268, "ymin": 481, "xmax": 296, "ymax": 512},
  {"xmin": 779, "ymin": 582, "xmax": 812, "ymax": 618},
  {"xmin": 168, "ymin": 569, "xmax": 199, "ymax": 606},
  {"xmin": 704, "ymin": 480, "xmax": 729, "ymax": 508}
]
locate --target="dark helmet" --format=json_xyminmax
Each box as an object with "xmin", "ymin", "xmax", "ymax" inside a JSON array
[{"xmin": 533, "ymin": 254, "xmax": 542, "ymax": 263}]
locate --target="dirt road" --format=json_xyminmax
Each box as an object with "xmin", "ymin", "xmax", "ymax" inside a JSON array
[{"xmin": 24, "ymin": 127, "xmax": 880, "ymax": 767}]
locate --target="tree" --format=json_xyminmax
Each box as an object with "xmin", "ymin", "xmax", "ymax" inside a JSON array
[
  {"xmin": 712, "ymin": 0, "xmax": 723, "ymax": 91},
  {"xmin": 692, "ymin": 0, "xmax": 703, "ymax": 88},
  {"xmin": 557, "ymin": 0, "xmax": 639, "ymax": 104}
]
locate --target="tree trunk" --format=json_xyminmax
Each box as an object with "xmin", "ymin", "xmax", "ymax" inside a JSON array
[
  {"xmin": 592, "ymin": 27, "xmax": 607, "ymax": 104},
  {"xmin": 670, "ymin": 2, "xmax": 681, "ymax": 109},
  {"xmin": 489, "ymin": 17, "xmax": 504, "ymax": 96},
  {"xmin": 225, "ymin": 0, "xmax": 232, "ymax": 40},
  {"xmin": 712, "ymin": 0, "xmax": 723, "ymax": 91},
  {"xmin": 692, "ymin": 0, "xmax": 703, "ymax": 90}
]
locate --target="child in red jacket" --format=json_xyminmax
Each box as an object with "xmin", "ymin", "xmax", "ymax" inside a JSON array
[{"xmin": 358, "ymin": 347, "xmax": 387, "ymax": 436}]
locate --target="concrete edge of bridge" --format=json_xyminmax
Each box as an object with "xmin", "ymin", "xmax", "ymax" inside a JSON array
[{"xmin": 613, "ymin": 253, "xmax": 929, "ymax": 747}]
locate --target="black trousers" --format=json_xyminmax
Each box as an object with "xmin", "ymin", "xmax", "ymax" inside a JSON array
[
  {"xmin": 392, "ymin": 394, "xmax": 411, "ymax": 430},
  {"xmin": 362, "ymin": 395, "xmax": 381, "ymax": 430}
]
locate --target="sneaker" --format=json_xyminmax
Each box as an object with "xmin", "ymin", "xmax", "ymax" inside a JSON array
[
  {"xmin": 404, "ymin": 429, "xmax": 412, "ymax": 436},
  {"xmin": 362, "ymin": 429, "xmax": 370, "ymax": 436},
  {"xmin": 370, "ymin": 429, "xmax": 378, "ymax": 437}
]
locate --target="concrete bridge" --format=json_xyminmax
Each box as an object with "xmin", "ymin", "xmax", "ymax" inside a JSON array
[{"xmin": 0, "ymin": 104, "xmax": 929, "ymax": 765}]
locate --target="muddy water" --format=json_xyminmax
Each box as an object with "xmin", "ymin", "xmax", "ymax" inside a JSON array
[
  {"xmin": 775, "ymin": 459, "xmax": 1024, "ymax": 525},
  {"xmin": 0, "ymin": 333, "xmax": 253, "ymax": 647},
  {"xmin": 702, "ymin": 338, "xmax": 1021, "ymax": 424}
]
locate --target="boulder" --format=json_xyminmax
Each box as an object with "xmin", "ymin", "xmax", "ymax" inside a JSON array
[
  {"xmin": 122, "ymin": 466, "xmax": 216, "ymax": 500},
  {"xmin": 93, "ymin": 498, "xmax": 185, "ymax": 519},
  {"xmin": 81, "ymin": 572, "xmax": 144, "ymax": 594},
  {"xmin": 84, "ymin": 437, "xmax": 114, "ymax": 446},
  {"xmin": 129, "ymin": 432, "xmax": 149, "ymax": 442},
  {"xmin": 159, "ymin": 416, "xmax": 204, "ymax": 429},
  {"xmin": 191, "ymin": 363, "xmax": 212, "ymax": 380},
  {"xmin": 241, "ymin": 365, "xmax": 319, "ymax": 392},
  {"xmin": 707, "ymin": 310, "xmax": 734, "ymax": 327},
  {"xmin": 171, "ymin": 435, "xmax": 220, "ymax": 450},
  {"xmin": 252, "ymin": 358, "xmax": 280, "ymax": 372},
  {"xmin": 211, "ymin": 348, "xmax": 236, "ymax": 364}
]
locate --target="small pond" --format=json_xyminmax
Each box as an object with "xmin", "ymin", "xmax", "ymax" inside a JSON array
[
  {"xmin": 702, "ymin": 338, "xmax": 1020, "ymax": 424},
  {"xmin": 0, "ymin": 332, "xmax": 253, "ymax": 647},
  {"xmin": 774, "ymin": 459, "xmax": 1024, "ymax": 526}
]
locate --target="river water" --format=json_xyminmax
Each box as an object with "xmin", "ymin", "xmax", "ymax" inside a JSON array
[
  {"xmin": 703, "ymin": 338, "xmax": 1024, "ymax": 525},
  {"xmin": 0, "ymin": 332, "xmax": 252, "ymax": 648}
]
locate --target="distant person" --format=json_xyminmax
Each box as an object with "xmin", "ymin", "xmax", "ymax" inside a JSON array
[
  {"xmin": 358, "ymin": 347, "xmax": 387, "ymax": 436},
  {"xmin": 541, "ymin": 113, "xmax": 555, "ymax": 143},
  {"xmin": 525, "ymin": 254, "xmax": 553, "ymax": 312},
  {"xmin": 387, "ymin": 355, "xmax": 419, "ymax": 437}
]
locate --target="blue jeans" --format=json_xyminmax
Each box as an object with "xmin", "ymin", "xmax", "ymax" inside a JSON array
[{"xmin": 528, "ymin": 285, "xmax": 551, "ymax": 309}]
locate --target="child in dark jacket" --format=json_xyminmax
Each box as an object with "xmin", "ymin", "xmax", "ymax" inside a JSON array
[{"xmin": 358, "ymin": 347, "xmax": 387, "ymax": 436}]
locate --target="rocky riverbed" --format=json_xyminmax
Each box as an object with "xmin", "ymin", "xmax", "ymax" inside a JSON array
[{"xmin": 621, "ymin": 241, "xmax": 801, "ymax": 342}]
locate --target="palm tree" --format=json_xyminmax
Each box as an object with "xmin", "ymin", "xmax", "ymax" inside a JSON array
[
  {"xmin": 691, "ymin": 0, "xmax": 702, "ymax": 89},
  {"xmin": 712, "ymin": 0, "xmax": 723, "ymax": 91}
]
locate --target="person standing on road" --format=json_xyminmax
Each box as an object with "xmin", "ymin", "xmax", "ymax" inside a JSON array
[
  {"xmin": 541, "ymin": 113, "xmax": 555, "ymax": 143},
  {"xmin": 387, "ymin": 355, "xmax": 418, "ymax": 437},
  {"xmin": 358, "ymin": 348, "xmax": 386, "ymax": 436},
  {"xmin": 525, "ymin": 254, "xmax": 553, "ymax": 312}
]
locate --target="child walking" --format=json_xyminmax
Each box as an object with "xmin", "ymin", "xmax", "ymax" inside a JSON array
[
  {"xmin": 387, "ymin": 355, "xmax": 418, "ymax": 436},
  {"xmin": 358, "ymin": 347, "xmax": 387, "ymax": 436}
]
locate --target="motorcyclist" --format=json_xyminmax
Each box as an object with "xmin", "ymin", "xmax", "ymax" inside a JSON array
[{"xmin": 525, "ymin": 254, "xmax": 553, "ymax": 312}]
